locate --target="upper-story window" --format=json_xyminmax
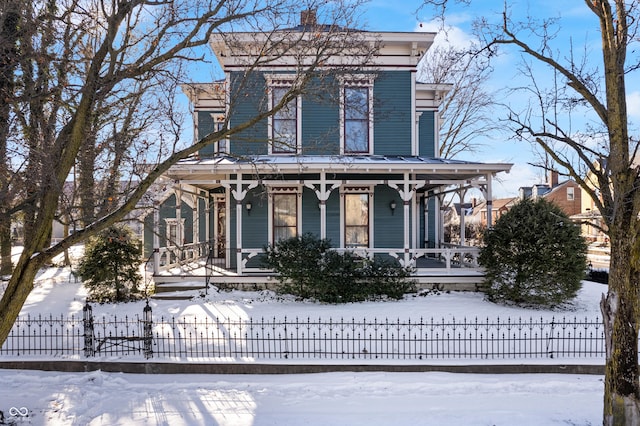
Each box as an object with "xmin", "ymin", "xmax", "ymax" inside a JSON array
[
  {"xmin": 341, "ymin": 76, "xmax": 374, "ymax": 154},
  {"xmin": 567, "ymin": 187, "xmax": 575, "ymax": 201},
  {"xmin": 267, "ymin": 76, "xmax": 301, "ymax": 154},
  {"xmin": 210, "ymin": 114, "xmax": 227, "ymax": 154}
]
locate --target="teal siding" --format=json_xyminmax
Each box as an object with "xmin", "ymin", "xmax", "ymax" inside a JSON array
[
  {"xmin": 374, "ymin": 72, "xmax": 412, "ymax": 156},
  {"xmin": 198, "ymin": 197, "xmax": 207, "ymax": 243},
  {"xmin": 419, "ymin": 111, "xmax": 436, "ymax": 157},
  {"xmin": 302, "ymin": 79, "xmax": 340, "ymax": 155},
  {"xmin": 374, "ymin": 186, "xmax": 403, "ymax": 248},
  {"xmin": 426, "ymin": 197, "xmax": 436, "ymax": 247},
  {"xmin": 229, "ymin": 72, "xmax": 268, "ymax": 155},
  {"xmin": 301, "ymin": 187, "xmax": 321, "ymax": 236},
  {"xmin": 242, "ymin": 189, "xmax": 268, "ymax": 248},
  {"xmin": 181, "ymin": 202, "xmax": 193, "ymax": 244},
  {"xmin": 158, "ymin": 194, "xmax": 177, "ymax": 247},
  {"xmin": 197, "ymin": 111, "xmax": 223, "ymax": 158},
  {"xmin": 325, "ymin": 191, "xmax": 340, "ymax": 247}
]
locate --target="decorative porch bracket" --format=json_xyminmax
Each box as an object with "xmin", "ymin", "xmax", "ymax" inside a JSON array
[
  {"xmin": 386, "ymin": 175, "xmax": 426, "ymax": 266},
  {"xmin": 230, "ymin": 180, "xmax": 258, "ymax": 275}
]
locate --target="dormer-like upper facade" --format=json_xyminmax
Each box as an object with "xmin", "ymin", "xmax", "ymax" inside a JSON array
[{"xmin": 182, "ymin": 11, "xmax": 447, "ymax": 160}]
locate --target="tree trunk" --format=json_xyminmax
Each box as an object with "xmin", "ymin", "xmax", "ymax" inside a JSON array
[
  {"xmin": 0, "ymin": 218, "xmax": 11, "ymax": 276},
  {"xmin": 601, "ymin": 223, "xmax": 640, "ymax": 425}
]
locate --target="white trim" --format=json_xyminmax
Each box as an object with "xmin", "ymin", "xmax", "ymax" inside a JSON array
[
  {"xmin": 340, "ymin": 185, "xmax": 374, "ymax": 249},
  {"xmin": 209, "ymin": 113, "xmax": 228, "ymax": 154},
  {"xmin": 411, "ymin": 73, "xmax": 417, "ymax": 156},
  {"xmin": 265, "ymin": 75, "xmax": 301, "ymax": 154},
  {"xmin": 268, "ymin": 187, "xmax": 302, "ymax": 243},
  {"xmin": 164, "ymin": 218, "xmax": 185, "ymax": 247},
  {"xmin": 339, "ymin": 75, "xmax": 375, "ymax": 155}
]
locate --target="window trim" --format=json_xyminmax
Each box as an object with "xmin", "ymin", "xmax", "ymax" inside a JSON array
[
  {"xmin": 266, "ymin": 75, "xmax": 302, "ymax": 155},
  {"xmin": 164, "ymin": 218, "xmax": 185, "ymax": 247},
  {"xmin": 209, "ymin": 113, "xmax": 228, "ymax": 154},
  {"xmin": 340, "ymin": 75, "xmax": 375, "ymax": 155},
  {"xmin": 268, "ymin": 186, "xmax": 301, "ymax": 243},
  {"xmin": 340, "ymin": 186, "xmax": 373, "ymax": 249}
]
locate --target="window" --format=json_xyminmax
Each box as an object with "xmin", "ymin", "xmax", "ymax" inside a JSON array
[
  {"xmin": 215, "ymin": 118, "xmax": 227, "ymax": 154},
  {"xmin": 344, "ymin": 87, "xmax": 369, "ymax": 153},
  {"xmin": 567, "ymin": 187, "xmax": 575, "ymax": 201},
  {"xmin": 270, "ymin": 86, "xmax": 298, "ymax": 154},
  {"xmin": 344, "ymin": 193, "xmax": 369, "ymax": 247},
  {"xmin": 340, "ymin": 75, "xmax": 374, "ymax": 154},
  {"xmin": 272, "ymin": 193, "xmax": 298, "ymax": 241},
  {"xmin": 208, "ymin": 114, "xmax": 227, "ymax": 154},
  {"xmin": 164, "ymin": 218, "xmax": 184, "ymax": 246}
]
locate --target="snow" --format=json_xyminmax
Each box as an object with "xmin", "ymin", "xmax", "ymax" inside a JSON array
[{"xmin": 0, "ymin": 249, "xmax": 607, "ymax": 425}]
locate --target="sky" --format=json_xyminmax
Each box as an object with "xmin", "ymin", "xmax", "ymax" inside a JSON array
[
  {"xmin": 181, "ymin": 1, "xmax": 640, "ymax": 200},
  {"xmin": 0, "ymin": 255, "xmax": 608, "ymax": 425},
  {"xmin": 357, "ymin": 0, "xmax": 640, "ymax": 199}
]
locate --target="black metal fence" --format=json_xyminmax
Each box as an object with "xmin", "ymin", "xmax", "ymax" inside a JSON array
[{"xmin": 0, "ymin": 303, "xmax": 605, "ymax": 361}]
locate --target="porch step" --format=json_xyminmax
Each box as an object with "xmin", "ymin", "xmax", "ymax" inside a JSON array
[{"xmin": 152, "ymin": 281, "xmax": 206, "ymax": 300}]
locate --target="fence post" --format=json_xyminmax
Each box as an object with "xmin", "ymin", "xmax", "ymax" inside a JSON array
[
  {"xmin": 143, "ymin": 301, "xmax": 153, "ymax": 359},
  {"xmin": 83, "ymin": 302, "xmax": 95, "ymax": 357}
]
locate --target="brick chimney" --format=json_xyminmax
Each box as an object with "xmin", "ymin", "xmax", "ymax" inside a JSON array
[
  {"xmin": 301, "ymin": 9, "xmax": 317, "ymax": 26},
  {"xmin": 548, "ymin": 170, "xmax": 559, "ymax": 188}
]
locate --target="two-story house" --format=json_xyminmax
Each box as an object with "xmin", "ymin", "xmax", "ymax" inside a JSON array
[{"xmin": 145, "ymin": 11, "xmax": 512, "ymax": 289}]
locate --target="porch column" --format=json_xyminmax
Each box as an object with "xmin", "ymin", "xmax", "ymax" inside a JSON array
[
  {"xmin": 319, "ymin": 200, "xmax": 327, "ymax": 239},
  {"xmin": 458, "ymin": 186, "xmax": 467, "ymax": 246},
  {"xmin": 437, "ymin": 194, "xmax": 445, "ymax": 247},
  {"xmin": 319, "ymin": 172, "xmax": 327, "ymax": 239},
  {"xmin": 192, "ymin": 194, "xmax": 199, "ymax": 246},
  {"xmin": 387, "ymin": 173, "xmax": 422, "ymax": 267},
  {"xmin": 403, "ymin": 199, "xmax": 411, "ymax": 266},
  {"xmin": 304, "ymin": 174, "xmax": 339, "ymax": 241},
  {"xmin": 235, "ymin": 196, "xmax": 243, "ymax": 275},
  {"xmin": 485, "ymin": 173, "xmax": 494, "ymax": 227},
  {"xmin": 175, "ymin": 185, "xmax": 183, "ymax": 246},
  {"xmin": 204, "ymin": 196, "xmax": 210, "ymax": 249},
  {"xmin": 230, "ymin": 178, "xmax": 258, "ymax": 275},
  {"xmin": 153, "ymin": 205, "xmax": 160, "ymax": 275}
]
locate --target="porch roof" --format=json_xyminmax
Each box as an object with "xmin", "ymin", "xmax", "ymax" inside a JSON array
[{"xmin": 166, "ymin": 155, "xmax": 512, "ymax": 191}]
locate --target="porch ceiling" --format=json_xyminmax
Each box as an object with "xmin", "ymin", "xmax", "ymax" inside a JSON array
[{"xmin": 165, "ymin": 155, "xmax": 512, "ymax": 191}]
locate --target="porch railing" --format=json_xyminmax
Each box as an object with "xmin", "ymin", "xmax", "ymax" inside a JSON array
[{"xmin": 155, "ymin": 243, "xmax": 481, "ymax": 275}]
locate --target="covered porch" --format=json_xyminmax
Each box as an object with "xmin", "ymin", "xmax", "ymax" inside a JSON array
[{"xmin": 149, "ymin": 155, "xmax": 511, "ymax": 291}]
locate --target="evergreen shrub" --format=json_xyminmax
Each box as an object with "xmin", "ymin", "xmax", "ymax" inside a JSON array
[
  {"xmin": 479, "ymin": 197, "xmax": 587, "ymax": 307},
  {"xmin": 264, "ymin": 233, "xmax": 414, "ymax": 303},
  {"xmin": 77, "ymin": 225, "xmax": 144, "ymax": 303}
]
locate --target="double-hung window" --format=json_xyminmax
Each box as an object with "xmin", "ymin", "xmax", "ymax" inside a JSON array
[
  {"xmin": 344, "ymin": 192, "xmax": 370, "ymax": 248},
  {"xmin": 271, "ymin": 190, "xmax": 299, "ymax": 242},
  {"xmin": 267, "ymin": 76, "xmax": 300, "ymax": 154},
  {"xmin": 210, "ymin": 114, "xmax": 227, "ymax": 154},
  {"xmin": 341, "ymin": 76, "xmax": 374, "ymax": 154}
]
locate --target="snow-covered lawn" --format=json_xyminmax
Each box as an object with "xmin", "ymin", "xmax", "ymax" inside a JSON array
[{"xmin": 0, "ymin": 254, "xmax": 607, "ymax": 425}]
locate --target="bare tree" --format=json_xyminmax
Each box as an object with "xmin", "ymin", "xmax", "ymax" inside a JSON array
[
  {"xmin": 422, "ymin": 0, "xmax": 640, "ymax": 423},
  {"xmin": 420, "ymin": 44, "xmax": 496, "ymax": 159},
  {"xmin": 0, "ymin": 0, "xmax": 22, "ymax": 276},
  {"xmin": 0, "ymin": 0, "xmax": 373, "ymax": 346}
]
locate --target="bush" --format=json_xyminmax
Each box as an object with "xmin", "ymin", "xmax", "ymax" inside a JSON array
[
  {"xmin": 264, "ymin": 233, "xmax": 414, "ymax": 303},
  {"xmin": 479, "ymin": 198, "xmax": 587, "ymax": 308},
  {"xmin": 76, "ymin": 225, "xmax": 144, "ymax": 303}
]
